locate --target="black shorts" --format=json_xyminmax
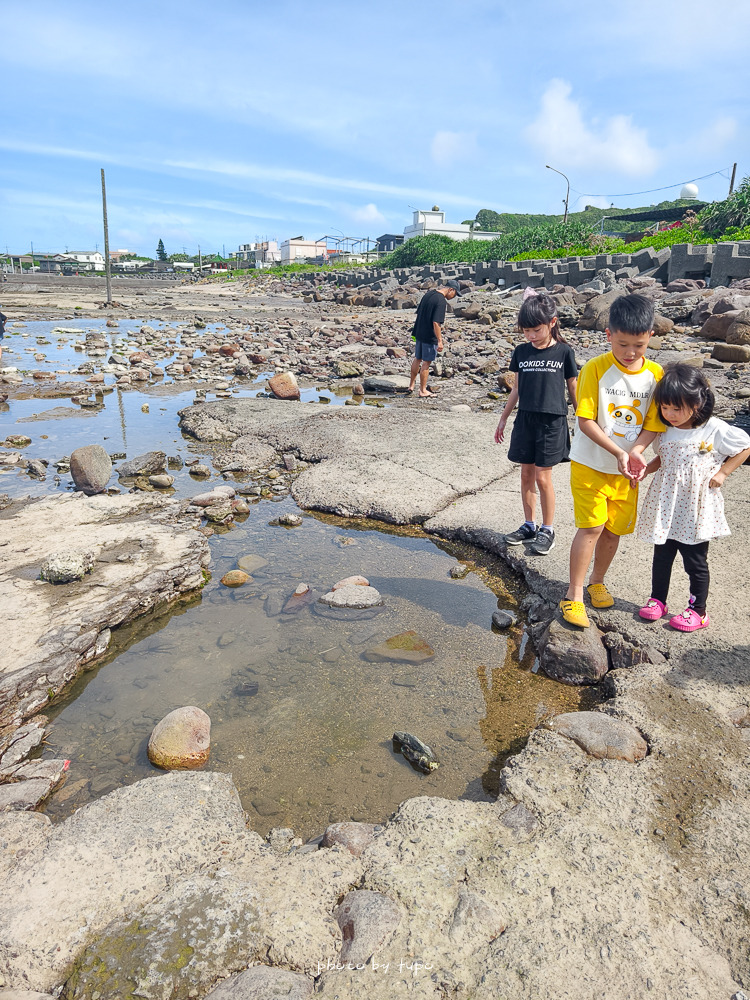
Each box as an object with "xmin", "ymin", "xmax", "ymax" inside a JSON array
[{"xmin": 507, "ymin": 411, "xmax": 570, "ymax": 467}]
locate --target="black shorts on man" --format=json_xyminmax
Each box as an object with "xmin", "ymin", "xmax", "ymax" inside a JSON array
[
  {"xmin": 507, "ymin": 411, "xmax": 570, "ymax": 467},
  {"xmin": 414, "ymin": 340, "xmax": 438, "ymax": 362}
]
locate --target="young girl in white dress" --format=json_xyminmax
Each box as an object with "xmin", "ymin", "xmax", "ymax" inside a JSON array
[{"xmin": 634, "ymin": 363, "xmax": 750, "ymax": 632}]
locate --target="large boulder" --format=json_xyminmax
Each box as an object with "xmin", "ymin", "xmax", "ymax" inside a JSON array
[
  {"xmin": 577, "ymin": 289, "xmax": 623, "ymax": 331},
  {"xmin": 117, "ymin": 450, "xmax": 167, "ymax": 477},
  {"xmin": 147, "ymin": 706, "xmax": 211, "ymax": 770},
  {"xmin": 712, "ymin": 342, "xmax": 750, "ymax": 363},
  {"xmin": 69, "ymin": 444, "xmax": 112, "ymax": 495},
  {"xmin": 538, "ymin": 618, "xmax": 609, "ymax": 684},
  {"xmin": 699, "ymin": 310, "xmax": 739, "ymax": 341},
  {"xmin": 268, "ymin": 372, "xmax": 300, "ymax": 400},
  {"xmin": 548, "ymin": 711, "xmax": 648, "ymax": 762},
  {"xmin": 726, "ymin": 308, "xmax": 750, "ymax": 346}
]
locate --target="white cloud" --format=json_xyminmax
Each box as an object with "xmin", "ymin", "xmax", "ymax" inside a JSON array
[
  {"xmin": 525, "ymin": 79, "xmax": 659, "ymax": 176},
  {"xmin": 350, "ymin": 203, "xmax": 386, "ymax": 226},
  {"xmin": 430, "ymin": 131, "xmax": 479, "ymax": 168}
]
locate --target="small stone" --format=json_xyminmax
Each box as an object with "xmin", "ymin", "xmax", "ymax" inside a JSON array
[
  {"xmin": 221, "ymin": 570, "xmax": 250, "ymax": 587},
  {"xmin": 4, "ymin": 434, "xmax": 32, "ymax": 448},
  {"xmin": 147, "ymin": 706, "xmax": 211, "ymax": 769},
  {"xmin": 40, "ymin": 549, "xmax": 95, "ymax": 584},
  {"xmin": 278, "ymin": 512, "xmax": 303, "ymax": 527},
  {"xmin": 148, "ymin": 474, "xmax": 174, "ymax": 488},
  {"xmin": 117, "ymin": 450, "xmax": 166, "ymax": 477},
  {"xmin": 362, "ymin": 630, "xmax": 434, "ymax": 663},
  {"xmin": 268, "ymin": 371, "xmax": 301, "ymax": 400},
  {"xmin": 335, "ymin": 889, "xmax": 402, "ymax": 964},
  {"xmin": 548, "ymin": 711, "xmax": 648, "ymax": 762},
  {"xmin": 190, "ymin": 464, "xmax": 211, "ymax": 477},
  {"xmin": 332, "ymin": 574, "xmax": 369, "ymax": 590},
  {"xmin": 492, "ymin": 609, "xmax": 518, "ymax": 630},
  {"xmin": 293, "ymin": 583, "xmax": 310, "ymax": 595},
  {"xmin": 539, "ymin": 618, "xmax": 609, "ymax": 684},
  {"xmin": 322, "ymin": 821, "xmax": 378, "ymax": 857},
  {"xmin": 237, "ymin": 554, "xmax": 269, "ymax": 574},
  {"xmin": 320, "ymin": 585, "xmax": 383, "ymax": 609},
  {"xmin": 449, "ymin": 563, "xmax": 470, "ymax": 579}
]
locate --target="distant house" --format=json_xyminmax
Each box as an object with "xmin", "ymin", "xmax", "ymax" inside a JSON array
[
  {"xmin": 61, "ymin": 251, "xmax": 106, "ymax": 271},
  {"xmin": 376, "ymin": 234, "xmax": 404, "ymax": 253},
  {"xmin": 403, "ymin": 209, "xmax": 496, "ymax": 243},
  {"xmin": 280, "ymin": 237, "xmax": 327, "ymax": 265},
  {"xmin": 172, "ymin": 261, "xmax": 195, "ymax": 271}
]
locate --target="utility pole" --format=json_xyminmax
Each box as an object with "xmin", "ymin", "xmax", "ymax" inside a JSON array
[
  {"xmin": 30, "ymin": 241, "xmax": 35, "ymax": 272},
  {"xmin": 198, "ymin": 244, "xmax": 202, "ymax": 273},
  {"xmin": 101, "ymin": 168, "xmax": 112, "ymax": 305},
  {"xmin": 546, "ymin": 165, "xmax": 570, "ymax": 224},
  {"xmin": 729, "ymin": 162, "xmax": 737, "ymax": 196}
]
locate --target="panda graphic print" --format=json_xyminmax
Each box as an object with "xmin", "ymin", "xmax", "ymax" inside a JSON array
[{"xmin": 569, "ymin": 353, "xmax": 665, "ymax": 476}]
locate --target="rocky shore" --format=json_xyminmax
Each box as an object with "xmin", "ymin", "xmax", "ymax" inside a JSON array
[{"xmin": 0, "ymin": 273, "xmax": 749, "ymax": 999}]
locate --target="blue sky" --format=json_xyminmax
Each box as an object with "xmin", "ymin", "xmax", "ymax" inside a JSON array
[{"xmin": 1, "ymin": 0, "xmax": 747, "ymax": 257}]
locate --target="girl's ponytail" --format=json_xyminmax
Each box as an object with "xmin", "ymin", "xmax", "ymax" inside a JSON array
[{"xmin": 517, "ymin": 290, "xmax": 565, "ymax": 342}]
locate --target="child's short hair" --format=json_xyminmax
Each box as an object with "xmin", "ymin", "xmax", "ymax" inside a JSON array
[
  {"xmin": 517, "ymin": 291, "xmax": 564, "ymax": 341},
  {"xmin": 608, "ymin": 294, "xmax": 654, "ymax": 335},
  {"xmin": 654, "ymin": 363, "xmax": 715, "ymax": 427}
]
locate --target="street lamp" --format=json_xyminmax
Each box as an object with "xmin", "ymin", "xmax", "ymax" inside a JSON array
[{"xmin": 545, "ymin": 165, "xmax": 570, "ymax": 224}]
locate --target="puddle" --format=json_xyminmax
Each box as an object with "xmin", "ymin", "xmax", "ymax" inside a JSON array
[
  {"xmin": 40, "ymin": 506, "xmax": 590, "ymax": 839},
  {"xmin": 4, "ymin": 320, "xmax": 592, "ymax": 840}
]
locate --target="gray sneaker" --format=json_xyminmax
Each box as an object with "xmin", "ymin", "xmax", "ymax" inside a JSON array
[
  {"xmin": 504, "ymin": 523, "xmax": 537, "ymax": 545},
  {"xmin": 529, "ymin": 527, "xmax": 555, "ymax": 555}
]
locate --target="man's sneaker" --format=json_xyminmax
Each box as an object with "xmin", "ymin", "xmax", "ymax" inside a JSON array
[
  {"xmin": 529, "ymin": 527, "xmax": 555, "ymax": 555},
  {"xmin": 504, "ymin": 523, "xmax": 537, "ymax": 545}
]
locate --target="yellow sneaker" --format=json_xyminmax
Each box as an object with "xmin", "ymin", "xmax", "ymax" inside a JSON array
[
  {"xmin": 559, "ymin": 599, "xmax": 590, "ymax": 628},
  {"xmin": 587, "ymin": 583, "xmax": 615, "ymax": 608}
]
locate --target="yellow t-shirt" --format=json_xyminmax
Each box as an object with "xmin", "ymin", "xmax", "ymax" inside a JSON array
[{"xmin": 569, "ymin": 353, "xmax": 665, "ymax": 475}]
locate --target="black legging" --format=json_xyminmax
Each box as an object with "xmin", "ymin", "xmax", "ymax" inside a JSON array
[{"xmin": 651, "ymin": 539, "xmax": 710, "ymax": 614}]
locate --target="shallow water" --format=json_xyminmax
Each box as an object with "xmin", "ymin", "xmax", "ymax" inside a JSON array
[
  {"xmin": 41, "ymin": 505, "xmax": 587, "ymax": 839},
  {"xmin": 3, "ymin": 320, "xmax": 589, "ymax": 840},
  {"xmin": 0, "ymin": 319, "xmax": 375, "ymax": 500}
]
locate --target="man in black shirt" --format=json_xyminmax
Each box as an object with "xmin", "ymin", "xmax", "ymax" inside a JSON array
[
  {"xmin": 408, "ymin": 280, "xmax": 459, "ymax": 397},
  {"xmin": 0, "ymin": 305, "xmax": 6, "ymax": 366}
]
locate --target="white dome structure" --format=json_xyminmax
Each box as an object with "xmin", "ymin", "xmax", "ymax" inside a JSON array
[{"xmin": 680, "ymin": 183, "xmax": 699, "ymax": 200}]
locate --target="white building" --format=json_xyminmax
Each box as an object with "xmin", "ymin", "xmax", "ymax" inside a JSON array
[
  {"xmin": 61, "ymin": 251, "xmax": 106, "ymax": 271},
  {"xmin": 280, "ymin": 237, "xmax": 327, "ymax": 264},
  {"xmin": 403, "ymin": 209, "xmax": 496, "ymax": 242}
]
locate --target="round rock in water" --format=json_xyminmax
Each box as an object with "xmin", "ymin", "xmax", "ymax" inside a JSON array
[
  {"xmin": 69, "ymin": 444, "xmax": 112, "ymax": 495},
  {"xmin": 319, "ymin": 584, "xmax": 383, "ymax": 609},
  {"xmin": 221, "ymin": 570, "xmax": 250, "ymax": 587},
  {"xmin": 332, "ymin": 574, "xmax": 369, "ymax": 590},
  {"xmin": 278, "ymin": 512, "xmax": 303, "ymax": 527},
  {"xmin": 492, "ymin": 609, "xmax": 518, "ymax": 630},
  {"xmin": 40, "ymin": 549, "xmax": 95, "ymax": 584},
  {"xmin": 147, "ymin": 706, "xmax": 211, "ymax": 770}
]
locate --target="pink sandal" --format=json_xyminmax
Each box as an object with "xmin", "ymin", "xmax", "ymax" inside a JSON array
[
  {"xmin": 639, "ymin": 598, "xmax": 668, "ymax": 621},
  {"xmin": 669, "ymin": 607, "xmax": 710, "ymax": 632}
]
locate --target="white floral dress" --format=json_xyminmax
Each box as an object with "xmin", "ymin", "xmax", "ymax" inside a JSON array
[{"xmin": 638, "ymin": 416, "xmax": 750, "ymax": 545}]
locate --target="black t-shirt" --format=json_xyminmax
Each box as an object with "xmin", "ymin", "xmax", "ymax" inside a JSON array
[
  {"xmin": 509, "ymin": 340, "xmax": 577, "ymax": 415},
  {"xmin": 411, "ymin": 289, "xmax": 447, "ymax": 343},
  {"xmin": 0, "ymin": 312, "xmax": 6, "ymax": 337}
]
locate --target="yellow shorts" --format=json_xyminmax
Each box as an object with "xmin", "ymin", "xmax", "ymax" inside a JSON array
[{"xmin": 570, "ymin": 461, "xmax": 638, "ymax": 536}]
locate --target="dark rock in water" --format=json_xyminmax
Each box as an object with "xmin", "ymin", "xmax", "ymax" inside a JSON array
[
  {"xmin": 233, "ymin": 680, "xmax": 259, "ymax": 698},
  {"xmin": 449, "ymin": 563, "xmax": 470, "ymax": 579},
  {"xmin": 117, "ymin": 450, "xmax": 167, "ymax": 477},
  {"xmin": 392, "ymin": 731, "xmax": 439, "ymax": 772},
  {"xmin": 70, "ymin": 444, "xmax": 112, "ymax": 495},
  {"xmin": 335, "ymin": 889, "xmax": 402, "ymax": 964},
  {"xmin": 492, "ymin": 609, "xmax": 518, "ymax": 630},
  {"xmin": 363, "ymin": 631, "xmax": 434, "ymax": 664},
  {"xmin": 538, "ymin": 617, "xmax": 609, "ymax": 684}
]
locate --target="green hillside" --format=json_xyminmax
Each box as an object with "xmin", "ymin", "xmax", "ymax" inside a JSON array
[{"xmin": 466, "ymin": 198, "xmax": 701, "ymax": 235}]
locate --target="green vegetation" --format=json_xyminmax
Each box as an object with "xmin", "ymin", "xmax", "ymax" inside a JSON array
[
  {"xmin": 156, "ymin": 239, "xmax": 168, "ymax": 262},
  {"xmin": 379, "ymin": 183, "xmax": 750, "ymax": 269},
  {"xmin": 471, "ymin": 198, "xmax": 702, "ymax": 235}
]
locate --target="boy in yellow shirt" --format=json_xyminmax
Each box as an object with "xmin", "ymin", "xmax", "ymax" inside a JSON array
[{"xmin": 560, "ymin": 294, "xmax": 665, "ymax": 627}]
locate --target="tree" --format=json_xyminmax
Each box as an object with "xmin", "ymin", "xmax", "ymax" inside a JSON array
[{"xmin": 156, "ymin": 239, "xmax": 168, "ymax": 261}]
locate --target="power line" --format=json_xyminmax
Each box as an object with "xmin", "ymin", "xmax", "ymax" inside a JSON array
[{"xmin": 571, "ymin": 167, "xmax": 732, "ymax": 201}]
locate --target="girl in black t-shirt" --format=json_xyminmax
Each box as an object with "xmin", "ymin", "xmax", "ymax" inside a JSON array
[{"xmin": 494, "ymin": 290, "xmax": 578, "ymax": 555}]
